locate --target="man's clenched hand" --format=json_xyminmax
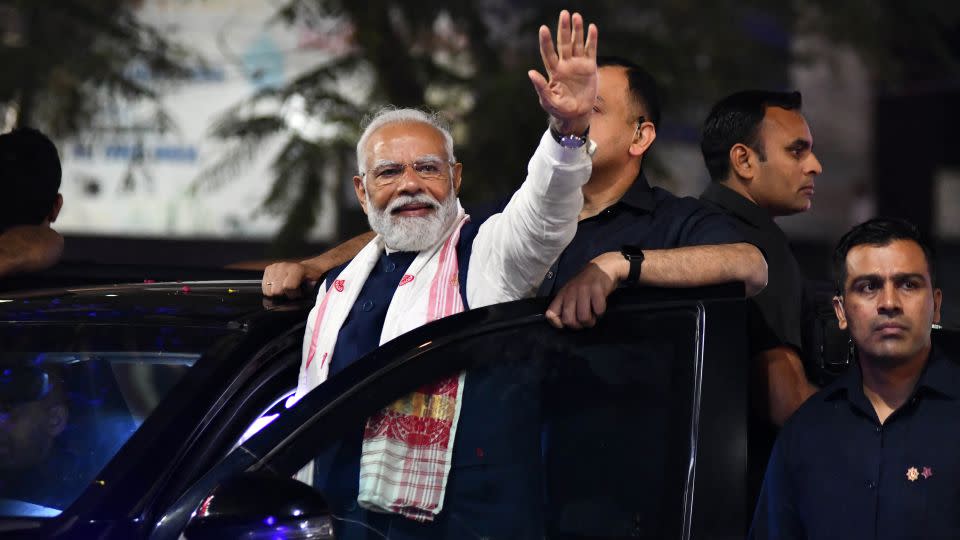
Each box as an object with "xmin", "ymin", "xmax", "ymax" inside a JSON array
[
  {"xmin": 262, "ymin": 261, "xmax": 316, "ymax": 298},
  {"xmin": 545, "ymin": 251, "xmax": 627, "ymax": 329}
]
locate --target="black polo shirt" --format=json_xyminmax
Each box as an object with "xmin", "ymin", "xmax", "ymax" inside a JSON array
[
  {"xmin": 700, "ymin": 182, "xmax": 804, "ymax": 354},
  {"xmin": 537, "ymin": 172, "xmax": 745, "ymax": 296},
  {"xmin": 750, "ymin": 347, "xmax": 960, "ymax": 540},
  {"xmin": 701, "ymin": 181, "xmax": 807, "ymax": 515}
]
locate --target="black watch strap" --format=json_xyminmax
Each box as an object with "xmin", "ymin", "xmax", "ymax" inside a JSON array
[{"xmin": 621, "ymin": 245, "xmax": 645, "ymax": 284}]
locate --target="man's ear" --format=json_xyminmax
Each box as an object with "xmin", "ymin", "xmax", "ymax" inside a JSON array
[
  {"xmin": 729, "ymin": 144, "xmax": 756, "ymax": 181},
  {"xmin": 933, "ymin": 288, "xmax": 943, "ymax": 325},
  {"xmin": 46, "ymin": 193, "xmax": 63, "ymax": 224},
  {"xmin": 353, "ymin": 176, "xmax": 369, "ymax": 215},
  {"xmin": 451, "ymin": 163, "xmax": 463, "ymax": 194},
  {"xmin": 833, "ymin": 295, "xmax": 848, "ymax": 330},
  {"xmin": 628, "ymin": 122, "xmax": 656, "ymax": 157}
]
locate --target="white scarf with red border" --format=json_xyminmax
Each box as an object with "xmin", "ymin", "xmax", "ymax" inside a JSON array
[{"xmin": 296, "ymin": 205, "xmax": 469, "ymax": 522}]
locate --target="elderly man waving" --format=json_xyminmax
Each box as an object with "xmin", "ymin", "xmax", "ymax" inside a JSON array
[{"xmin": 291, "ymin": 10, "xmax": 598, "ymax": 540}]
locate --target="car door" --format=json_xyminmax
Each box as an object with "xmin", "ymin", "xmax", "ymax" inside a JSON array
[{"xmin": 158, "ymin": 286, "xmax": 748, "ymax": 540}]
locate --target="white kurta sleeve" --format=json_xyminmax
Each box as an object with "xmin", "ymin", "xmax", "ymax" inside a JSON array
[{"xmin": 466, "ymin": 130, "xmax": 591, "ymax": 308}]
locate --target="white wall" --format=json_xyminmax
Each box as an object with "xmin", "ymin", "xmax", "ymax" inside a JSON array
[{"xmin": 55, "ymin": 0, "xmax": 347, "ymax": 241}]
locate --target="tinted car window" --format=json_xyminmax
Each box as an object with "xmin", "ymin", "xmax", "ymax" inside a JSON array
[
  {"xmin": 290, "ymin": 305, "xmax": 702, "ymax": 538},
  {"xmin": 0, "ymin": 325, "xmax": 234, "ymax": 518}
]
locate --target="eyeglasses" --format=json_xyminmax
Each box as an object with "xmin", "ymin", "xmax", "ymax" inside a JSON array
[{"xmin": 362, "ymin": 157, "xmax": 454, "ymax": 187}]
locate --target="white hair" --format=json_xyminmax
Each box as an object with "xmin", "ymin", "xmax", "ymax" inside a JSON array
[{"xmin": 356, "ymin": 107, "xmax": 456, "ymax": 177}]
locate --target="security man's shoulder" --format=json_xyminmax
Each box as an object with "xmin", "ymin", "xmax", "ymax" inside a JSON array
[
  {"xmin": 780, "ymin": 375, "xmax": 850, "ymax": 439},
  {"xmin": 649, "ymin": 186, "xmax": 726, "ymax": 217}
]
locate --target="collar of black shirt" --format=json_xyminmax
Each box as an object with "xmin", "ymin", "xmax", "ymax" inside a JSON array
[
  {"xmin": 613, "ymin": 171, "xmax": 656, "ymax": 213},
  {"xmin": 700, "ymin": 182, "xmax": 777, "ymax": 233},
  {"xmin": 824, "ymin": 346, "xmax": 960, "ymax": 410}
]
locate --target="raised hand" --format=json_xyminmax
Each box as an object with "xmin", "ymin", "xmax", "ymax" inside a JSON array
[{"xmin": 528, "ymin": 10, "xmax": 598, "ymax": 135}]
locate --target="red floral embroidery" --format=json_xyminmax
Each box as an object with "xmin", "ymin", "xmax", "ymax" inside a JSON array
[
  {"xmin": 399, "ymin": 274, "xmax": 415, "ymax": 286},
  {"xmin": 334, "ymin": 279, "xmax": 345, "ymax": 292}
]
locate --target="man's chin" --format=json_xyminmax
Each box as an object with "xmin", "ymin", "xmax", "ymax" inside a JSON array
[
  {"xmin": 860, "ymin": 341, "xmax": 928, "ymax": 366},
  {"xmin": 380, "ymin": 217, "xmax": 446, "ymax": 251},
  {"xmin": 781, "ymin": 201, "xmax": 811, "ymax": 216},
  {"xmin": 389, "ymin": 214, "xmax": 435, "ymax": 227}
]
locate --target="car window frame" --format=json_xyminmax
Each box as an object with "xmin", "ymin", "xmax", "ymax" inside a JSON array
[{"xmin": 140, "ymin": 323, "xmax": 306, "ymax": 523}]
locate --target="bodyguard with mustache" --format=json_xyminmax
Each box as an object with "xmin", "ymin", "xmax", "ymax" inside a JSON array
[
  {"xmin": 751, "ymin": 218, "xmax": 960, "ymax": 540},
  {"xmin": 292, "ymin": 11, "xmax": 597, "ymax": 539}
]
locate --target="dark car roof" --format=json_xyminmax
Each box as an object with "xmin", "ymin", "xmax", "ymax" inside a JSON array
[{"xmin": 0, "ymin": 280, "xmax": 308, "ymax": 328}]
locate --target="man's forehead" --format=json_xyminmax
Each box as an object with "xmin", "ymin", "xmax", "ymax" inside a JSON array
[
  {"xmin": 598, "ymin": 65, "xmax": 628, "ymax": 87},
  {"xmin": 366, "ymin": 122, "xmax": 445, "ymax": 157},
  {"xmin": 845, "ymin": 240, "xmax": 931, "ymax": 281},
  {"xmin": 761, "ymin": 107, "xmax": 812, "ymax": 142},
  {"xmin": 597, "ymin": 66, "xmax": 637, "ymax": 111}
]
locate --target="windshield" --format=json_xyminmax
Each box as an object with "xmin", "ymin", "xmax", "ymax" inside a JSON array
[{"xmin": 0, "ymin": 326, "xmax": 232, "ymax": 518}]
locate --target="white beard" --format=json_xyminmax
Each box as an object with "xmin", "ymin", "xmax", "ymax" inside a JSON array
[{"xmin": 366, "ymin": 189, "xmax": 458, "ymax": 252}]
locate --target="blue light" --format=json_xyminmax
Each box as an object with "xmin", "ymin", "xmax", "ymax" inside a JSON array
[
  {"xmin": 237, "ymin": 414, "xmax": 279, "ymax": 445},
  {"xmin": 264, "ymin": 515, "xmax": 276, "ymax": 526}
]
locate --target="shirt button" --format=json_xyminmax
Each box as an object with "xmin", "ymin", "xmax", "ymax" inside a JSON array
[
  {"xmin": 875, "ymin": 426, "xmax": 882, "ymax": 433},
  {"xmin": 546, "ymin": 271, "xmax": 555, "ymax": 280},
  {"xmin": 360, "ymin": 300, "xmax": 374, "ymax": 312},
  {"xmin": 385, "ymin": 262, "xmax": 396, "ymax": 272},
  {"xmin": 866, "ymin": 480, "xmax": 876, "ymax": 490}
]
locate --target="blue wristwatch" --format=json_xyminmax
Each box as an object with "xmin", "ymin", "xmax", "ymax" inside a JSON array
[{"xmin": 550, "ymin": 125, "xmax": 590, "ymax": 148}]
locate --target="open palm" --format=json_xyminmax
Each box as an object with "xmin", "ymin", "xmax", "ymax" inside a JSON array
[{"xmin": 528, "ymin": 11, "xmax": 598, "ymax": 132}]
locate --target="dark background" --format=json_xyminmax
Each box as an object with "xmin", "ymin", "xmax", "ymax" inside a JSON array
[{"xmin": 2, "ymin": 1, "xmax": 958, "ymax": 324}]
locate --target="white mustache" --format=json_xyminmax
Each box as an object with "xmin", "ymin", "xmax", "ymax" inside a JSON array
[{"xmin": 386, "ymin": 194, "xmax": 439, "ymax": 214}]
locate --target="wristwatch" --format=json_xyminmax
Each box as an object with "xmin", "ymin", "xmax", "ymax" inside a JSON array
[
  {"xmin": 549, "ymin": 125, "xmax": 598, "ymax": 157},
  {"xmin": 620, "ymin": 245, "xmax": 645, "ymax": 284},
  {"xmin": 550, "ymin": 125, "xmax": 590, "ymax": 148}
]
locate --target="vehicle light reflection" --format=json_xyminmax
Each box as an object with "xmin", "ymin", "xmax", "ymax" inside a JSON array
[{"xmin": 238, "ymin": 414, "xmax": 279, "ymax": 445}]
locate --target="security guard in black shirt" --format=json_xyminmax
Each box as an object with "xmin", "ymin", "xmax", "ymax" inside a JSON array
[
  {"xmin": 751, "ymin": 218, "xmax": 958, "ymax": 540},
  {"xmin": 698, "ymin": 90, "xmax": 823, "ymax": 512}
]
